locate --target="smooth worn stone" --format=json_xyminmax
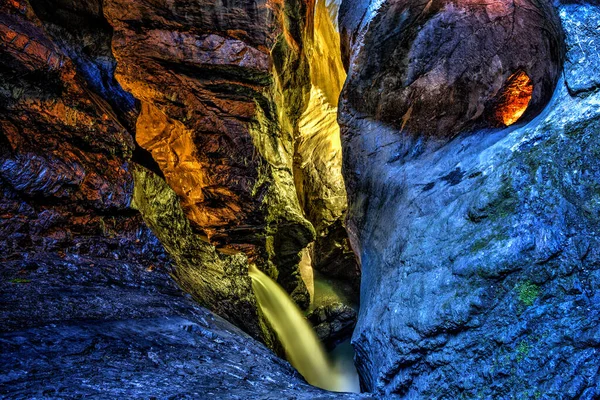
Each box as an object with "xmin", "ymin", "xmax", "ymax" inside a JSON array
[
  {"xmin": 308, "ymin": 302, "xmax": 358, "ymax": 349},
  {"xmin": 0, "ymin": 254, "xmax": 368, "ymax": 399},
  {"xmin": 340, "ymin": 0, "xmax": 600, "ymax": 397},
  {"xmin": 339, "ymin": 0, "xmax": 564, "ymax": 138}
]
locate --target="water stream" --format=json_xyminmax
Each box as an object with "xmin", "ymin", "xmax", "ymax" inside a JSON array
[{"xmin": 248, "ymin": 265, "xmax": 356, "ymax": 392}]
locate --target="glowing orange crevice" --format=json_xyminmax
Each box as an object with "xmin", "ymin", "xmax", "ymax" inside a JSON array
[{"xmin": 495, "ymin": 70, "xmax": 533, "ymax": 126}]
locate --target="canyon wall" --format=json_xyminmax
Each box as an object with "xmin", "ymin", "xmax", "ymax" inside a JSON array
[
  {"xmin": 0, "ymin": 0, "xmax": 168, "ymax": 287},
  {"xmin": 340, "ymin": 0, "xmax": 600, "ymax": 397},
  {"xmin": 5, "ymin": 0, "xmax": 600, "ymax": 397},
  {"xmin": 0, "ymin": 1, "xmax": 362, "ymax": 396},
  {"xmin": 1, "ymin": 0, "xmax": 359, "ymax": 349}
]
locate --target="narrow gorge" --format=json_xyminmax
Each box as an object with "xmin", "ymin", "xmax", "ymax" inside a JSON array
[{"xmin": 1, "ymin": 0, "xmax": 599, "ymax": 399}]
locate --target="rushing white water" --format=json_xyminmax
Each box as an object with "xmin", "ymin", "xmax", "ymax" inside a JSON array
[{"xmin": 248, "ymin": 265, "xmax": 354, "ymax": 392}]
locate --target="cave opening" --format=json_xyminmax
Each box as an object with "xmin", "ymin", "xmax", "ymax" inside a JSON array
[{"xmin": 494, "ymin": 70, "xmax": 534, "ymax": 127}]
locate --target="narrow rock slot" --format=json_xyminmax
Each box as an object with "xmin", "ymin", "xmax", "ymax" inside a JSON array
[{"xmin": 111, "ymin": 0, "xmax": 361, "ymax": 390}]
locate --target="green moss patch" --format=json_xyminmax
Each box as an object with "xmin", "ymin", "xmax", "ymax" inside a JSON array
[
  {"xmin": 515, "ymin": 281, "xmax": 539, "ymax": 306},
  {"xmin": 516, "ymin": 341, "xmax": 530, "ymax": 362},
  {"xmin": 9, "ymin": 278, "xmax": 31, "ymax": 284}
]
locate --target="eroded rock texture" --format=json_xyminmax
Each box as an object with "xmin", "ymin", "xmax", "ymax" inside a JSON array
[
  {"xmin": 340, "ymin": 0, "xmax": 600, "ymax": 397},
  {"xmin": 103, "ymin": 0, "xmax": 317, "ymax": 308},
  {"xmin": 131, "ymin": 165, "xmax": 274, "ymax": 343},
  {"xmin": 340, "ymin": 0, "xmax": 564, "ymax": 138},
  {"xmin": 0, "ymin": 2, "xmax": 360, "ymax": 396},
  {"xmin": 0, "ymin": 252, "xmax": 367, "ymax": 399},
  {"xmin": 1, "ymin": 0, "xmax": 359, "ymax": 375},
  {"xmin": 308, "ymin": 302, "xmax": 357, "ymax": 349},
  {"xmin": 99, "ymin": 0, "xmax": 359, "ymax": 316},
  {"xmin": 0, "ymin": 0, "xmax": 160, "ymax": 268}
]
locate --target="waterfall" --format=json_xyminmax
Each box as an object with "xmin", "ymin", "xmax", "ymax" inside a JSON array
[{"xmin": 248, "ymin": 265, "xmax": 351, "ymax": 392}]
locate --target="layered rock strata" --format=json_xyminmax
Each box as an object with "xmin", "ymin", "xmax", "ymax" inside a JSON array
[
  {"xmin": 0, "ymin": 0, "xmax": 160, "ymax": 269},
  {"xmin": 1, "ymin": 0, "xmax": 359, "ymax": 351}
]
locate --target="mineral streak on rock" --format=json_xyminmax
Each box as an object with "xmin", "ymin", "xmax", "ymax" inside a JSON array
[{"xmin": 339, "ymin": 0, "xmax": 600, "ymax": 397}]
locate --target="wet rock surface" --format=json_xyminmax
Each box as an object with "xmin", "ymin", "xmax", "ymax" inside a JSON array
[
  {"xmin": 131, "ymin": 165, "xmax": 270, "ymax": 343},
  {"xmin": 0, "ymin": 253, "xmax": 366, "ymax": 399},
  {"xmin": 293, "ymin": 0, "xmax": 360, "ymax": 290},
  {"xmin": 308, "ymin": 302, "xmax": 357, "ymax": 349},
  {"xmin": 340, "ymin": 0, "xmax": 600, "ymax": 398},
  {"xmin": 313, "ymin": 218, "xmax": 361, "ymax": 289}
]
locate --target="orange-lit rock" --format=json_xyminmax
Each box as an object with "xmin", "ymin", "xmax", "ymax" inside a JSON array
[
  {"xmin": 0, "ymin": 0, "xmax": 165, "ymax": 269},
  {"xmin": 494, "ymin": 71, "xmax": 534, "ymax": 127},
  {"xmin": 105, "ymin": 0, "xmax": 274, "ymax": 240},
  {"xmin": 135, "ymin": 103, "xmax": 242, "ymax": 230},
  {"xmin": 104, "ymin": 0, "xmax": 314, "ymax": 306}
]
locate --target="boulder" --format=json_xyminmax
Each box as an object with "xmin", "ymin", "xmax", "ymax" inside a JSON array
[{"xmin": 308, "ymin": 302, "xmax": 358, "ymax": 349}]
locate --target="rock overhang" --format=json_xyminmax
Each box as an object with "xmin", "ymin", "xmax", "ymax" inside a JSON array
[{"xmin": 340, "ymin": 0, "xmax": 565, "ymax": 140}]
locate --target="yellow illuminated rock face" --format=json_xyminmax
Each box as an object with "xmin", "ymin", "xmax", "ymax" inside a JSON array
[
  {"xmin": 495, "ymin": 70, "xmax": 534, "ymax": 127},
  {"xmin": 307, "ymin": 0, "xmax": 346, "ymax": 108},
  {"xmin": 290, "ymin": 0, "xmax": 360, "ymax": 291},
  {"xmin": 296, "ymin": 0, "xmax": 348, "ymax": 234}
]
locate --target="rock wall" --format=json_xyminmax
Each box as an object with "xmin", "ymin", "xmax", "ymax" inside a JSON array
[
  {"xmin": 0, "ymin": 0, "xmax": 270, "ymax": 344},
  {"xmin": 0, "ymin": 231, "xmax": 364, "ymax": 399},
  {"xmin": 101, "ymin": 0, "xmax": 360, "ymax": 311},
  {"xmin": 103, "ymin": 0, "xmax": 316, "ymax": 308},
  {"xmin": 340, "ymin": 0, "xmax": 600, "ymax": 397},
  {"xmin": 296, "ymin": 0, "xmax": 360, "ymax": 288},
  {"xmin": 0, "ymin": 1, "xmax": 362, "ymax": 396},
  {"xmin": 1, "ymin": 0, "xmax": 360, "ymax": 350},
  {"xmin": 0, "ymin": 0, "xmax": 165, "ymax": 270}
]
